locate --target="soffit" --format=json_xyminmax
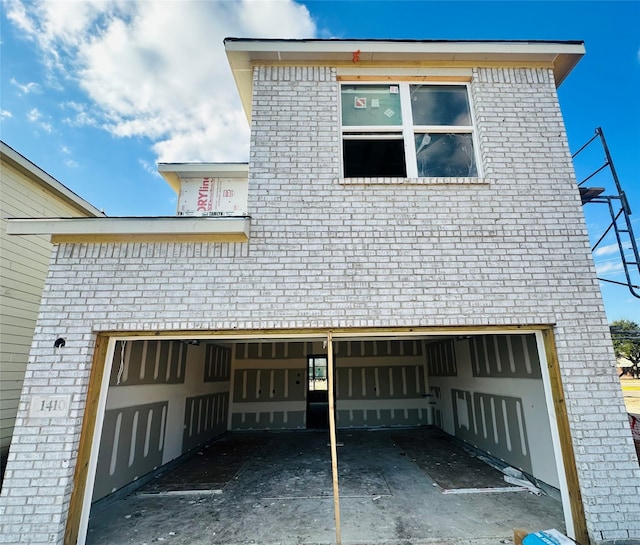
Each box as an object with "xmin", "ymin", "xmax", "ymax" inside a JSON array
[
  {"xmin": 158, "ymin": 163, "xmax": 249, "ymax": 193},
  {"xmin": 225, "ymin": 38, "xmax": 585, "ymax": 122}
]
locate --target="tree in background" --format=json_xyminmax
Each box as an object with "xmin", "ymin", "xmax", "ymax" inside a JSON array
[{"xmin": 611, "ymin": 320, "xmax": 640, "ymax": 378}]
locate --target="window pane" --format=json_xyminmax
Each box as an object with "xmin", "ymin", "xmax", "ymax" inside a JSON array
[
  {"xmin": 414, "ymin": 133, "xmax": 477, "ymax": 177},
  {"xmin": 341, "ymin": 85, "xmax": 402, "ymax": 127},
  {"xmin": 343, "ymin": 139, "xmax": 407, "ymax": 177},
  {"xmin": 410, "ymin": 85, "xmax": 471, "ymax": 126}
]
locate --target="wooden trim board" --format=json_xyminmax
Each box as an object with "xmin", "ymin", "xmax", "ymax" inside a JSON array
[
  {"xmin": 327, "ymin": 332, "xmax": 342, "ymax": 545},
  {"xmin": 64, "ymin": 335, "xmax": 109, "ymax": 545},
  {"xmin": 541, "ymin": 328, "xmax": 588, "ymax": 545}
]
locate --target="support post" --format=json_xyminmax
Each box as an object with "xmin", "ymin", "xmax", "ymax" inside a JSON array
[{"xmin": 327, "ymin": 332, "xmax": 342, "ymax": 545}]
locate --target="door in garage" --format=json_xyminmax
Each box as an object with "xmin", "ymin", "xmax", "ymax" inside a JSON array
[{"xmin": 307, "ymin": 354, "xmax": 329, "ymax": 428}]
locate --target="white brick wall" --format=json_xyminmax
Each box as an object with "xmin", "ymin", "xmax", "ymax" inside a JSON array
[{"xmin": 1, "ymin": 64, "xmax": 638, "ymax": 544}]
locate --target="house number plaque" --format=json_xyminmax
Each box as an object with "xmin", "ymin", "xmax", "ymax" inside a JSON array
[{"xmin": 29, "ymin": 395, "xmax": 71, "ymax": 418}]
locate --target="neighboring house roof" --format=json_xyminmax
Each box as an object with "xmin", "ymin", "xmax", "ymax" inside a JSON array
[
  {"xmin": 225, "ymin": 38, "xmax": 585, "ymax": 122},
  {"xmin": 1, "ymin": 141, "xmax": 105, "ymax": 218}
]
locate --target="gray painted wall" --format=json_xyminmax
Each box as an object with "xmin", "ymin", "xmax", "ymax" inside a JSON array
[
  {"xmin": 231, "ymin": 341, "xmax": 307, "ymax": 430},
  {"xmin": 335, "ymin": 339, "xmax": 429, "ymax": 428}
]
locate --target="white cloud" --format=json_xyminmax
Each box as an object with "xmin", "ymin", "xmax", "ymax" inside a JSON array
[
  {"xmin": 0, "ymin": 110, "xmax": 13, "ymax": 120},
  {"xmin": 593, "ymin": 243, "xmax": 620, "ymax": 257},
  {"xmin": 27, "ymin": 107, "xmax": 42, "ymax": 122},
  {"xmin": 62, "ymin": 101, "xmax": 99, "ymax": 128},
  {"xmin": 596, "ymin": 261, "xmax": 624, "ymax": 275},
  {"xmin": 138, "ymin": 158, "xmax": 160, "ymax": 177},
  {"xmin": 4, "ymin": 0, "xmax": 36, "ymax": 35},
  {"xmin": 10, "ymin": 77, "xmax": 41, "ymax": 94},
  {"xmin": 6, "ymin": 0, "xmax": 318, "ymax": 163},
  {"xmin": 27, "ymin": 107, "xmax": 53, "ymax": 133}
]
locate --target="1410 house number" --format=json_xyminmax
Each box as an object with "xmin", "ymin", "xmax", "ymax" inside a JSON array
[{"xmin": 29, "ymin": 395, "xmax": 71, "ymax": 418}]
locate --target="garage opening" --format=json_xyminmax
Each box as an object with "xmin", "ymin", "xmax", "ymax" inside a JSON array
[{"xmin": 76, "ymin": 331, "xmax": 574, "ymax": 545}]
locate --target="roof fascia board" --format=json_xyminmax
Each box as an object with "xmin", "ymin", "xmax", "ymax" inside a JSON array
[
  {"xmin": 6, "ymin": 216, "xmax": 251, "ymax": 243},
  {"xmin": 225, "ymin": 39, "xmax": 585, "ymax": 57},
  {"xmin": 1, "ymin": 141, "xmax": 105, "ymax": 217}
]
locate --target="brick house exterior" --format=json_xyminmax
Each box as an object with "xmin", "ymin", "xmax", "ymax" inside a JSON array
[{"xmin": 1, "ymin": 40, "xmax": 638, "ymax": 545}]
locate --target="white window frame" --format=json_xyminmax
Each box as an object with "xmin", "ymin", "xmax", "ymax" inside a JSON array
[{"xmin": 340, "ymin": 82, "xmax": 481, "ymax": 179}]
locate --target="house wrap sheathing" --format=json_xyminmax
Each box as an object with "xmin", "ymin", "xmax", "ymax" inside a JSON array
[{"xmin": 1, "ymin": 39, "xmax": 639, "ymax": 545}]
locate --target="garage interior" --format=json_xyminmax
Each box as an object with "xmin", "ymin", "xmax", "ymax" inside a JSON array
[{"xmin": 81, "ymin": 332, "xmax": 569, "ymax": 545}]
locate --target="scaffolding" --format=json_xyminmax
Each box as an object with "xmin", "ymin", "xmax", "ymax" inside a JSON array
[{"xmin": 573, "ymin": 127, "xmax": 640, "ymax": 299}]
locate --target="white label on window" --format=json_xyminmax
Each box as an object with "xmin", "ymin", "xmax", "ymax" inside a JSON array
[
  {"xmin": 389, "ymin": 85, "xmax": 399, "ymax": 94},
  {"xmin": 29, "ymin": 395, "xmax": 71, "ymax": 418},
  {"xmin": 371, "ymin": 98, "xmax": 380, "ymax": 108},
  {"xmin": 384, "ymin": 108, "xmax": 395, "ymax": 118},
  {"xmin": 354, "ymin": 97, "xmax": 367, "ymax": 109}
]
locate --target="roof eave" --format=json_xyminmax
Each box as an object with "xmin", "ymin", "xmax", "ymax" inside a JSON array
[
  {"xmin": 0, "ymin": 141, "xmax": 105, "ymax": 217},
  {"xmin": 225, "ymin": 39, "xmax": 586, "ymax": 122},
  {"xmin": 6, "ymin": 216, "xmax": 251, "ymax": 243},
  {"xmin": 158, "ymin": 162, "xmax": 249, "ymax": 193}
]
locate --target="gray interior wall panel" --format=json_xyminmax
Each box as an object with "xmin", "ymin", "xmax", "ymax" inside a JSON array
[
  {"xmin": 109, "ymin": 340, "xmax": 186, "ymax": 387},
  {"xmin": 233, "ymin": 368, "xmax": 305, "ymax": 403},
  {"xmin": 470, "ymin": 335, "xmax": 541, "ymax": 379},
  {"xmin": 182, "ymin": 392, "xmax": 228, "ymax": 452},
  {"xmin": 451, "ymin": 388, "xmax": 533, "ymax": 474},
  {"xmin": 231, "ymin": 410, "xmax": 305, "ymax": 430},
  {"xmin": 204, "ymin": 344, "xmax": 231, "ymax": 382},
  {"xmin": 271, "ymin": 370, "xmax": 286, "ymax": 402},
  {"xmin": 236, "ymin": 342, "xmax": 308, "ymax": 360},
  {"xmin": 429, "ymin": 386, "xmax": 443, "ymax": 429},
  {"xmin": 426, "ymin": 339, "xmax": 457, "ymax": 377},
  {"xmin": 335, "ymin": 364, "xmax": 425, "ymax": 402},
  {"xmin": 231, "ymin": 353, "xmax": 307, "ymax": 430},
  {"xmin": 334, "ymin": 340, "xmax": 429, "ymax": 428},
  {"xmin": 93, "ymin": 401, "xmax": 167, "ymax": 501},
  {"xmin": 231, "ymin": 340, "xmax": 428, "ymax": 430}
]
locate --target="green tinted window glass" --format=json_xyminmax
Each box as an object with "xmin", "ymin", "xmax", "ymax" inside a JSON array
[
  {"xmin": 341, "ymin": 85, "xmax": 402, "ymax": 126},
  {"xmin": 410, "ymin": 85, "xmax": 471, "ymax": 126},
  {"xmin": 414, "ymin": 133, "xmax": 477, "ymax": 177}
]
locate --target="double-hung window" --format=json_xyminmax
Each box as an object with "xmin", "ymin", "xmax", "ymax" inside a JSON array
[{"xmin": 341, "ymin": 83, "xmax": 478, "ymax": 178}]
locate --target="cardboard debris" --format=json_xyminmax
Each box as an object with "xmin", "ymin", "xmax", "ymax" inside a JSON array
[{"xmin": 514, "ymin": 528, "xmax": 529, "ymax": 545}]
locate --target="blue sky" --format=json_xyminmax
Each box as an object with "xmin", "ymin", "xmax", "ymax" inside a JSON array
[{"xmin": 1, "ymin": 0, "xmax": 638, "ymax": 322}]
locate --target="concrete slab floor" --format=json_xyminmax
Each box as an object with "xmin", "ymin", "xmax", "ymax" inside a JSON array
[{"xmin": 86, "ymin": 429, "xmax": 565, "ymax": 545}]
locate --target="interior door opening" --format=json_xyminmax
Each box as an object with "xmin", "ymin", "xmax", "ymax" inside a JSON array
[{"xmin": 307, "ymin": 355, "xmax": 329, "ymax": 429}]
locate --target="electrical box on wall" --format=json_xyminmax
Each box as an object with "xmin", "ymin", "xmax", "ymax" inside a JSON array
[{"xmin": 158, "ymin": 163, "xmax": 249, "ymax": 217}]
